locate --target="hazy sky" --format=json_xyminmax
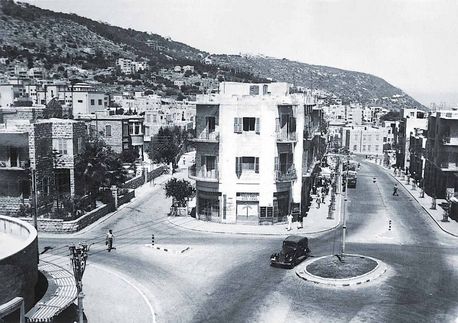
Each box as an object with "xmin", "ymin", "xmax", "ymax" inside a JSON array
[{"xmin": 23, "ymin": 0, "xmax": 458, "ymax": 106}]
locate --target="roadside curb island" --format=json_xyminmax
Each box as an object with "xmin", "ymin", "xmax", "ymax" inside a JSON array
[
  {"xmin": 369, "ymin": 161, "xmax": 458, "ymax": 238},
  {"xmin": 295, "ymin": 254, "xmax": 388, "ymax": 287}
]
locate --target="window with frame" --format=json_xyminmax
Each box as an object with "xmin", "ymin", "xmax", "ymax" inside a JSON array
[
  {"xmin": 42, "ymin": 176, "xmax": 49, "ymax": 196},
  {"xmin": 243, "ymin": 118, "xmax": 256, "ymax": 131},
  {"xmin": 55, "ymin": 138, "xmax": 68, "ymax": 155},
  {"xmin": 249, "ymin": 85, "xmax": 259, "ymax": 95},
  {"xmin": 206, "ymin": 116, "xmax": 216, "ymax": 132},
  {"xmin": 105, "ymin": 125, "xmax": 112, "ymax": 137},
  {"xmin": 90, "ymin": 99, "xmax": 95, "ymax": 105},
  {"xmin": 77, "ymin": 138, "xmax": 83, "ymax": 153},
  {"xmin": 98, "ymin": 99, "xmax": 102, "ymax": 105},
  {"xmin": 134, "ymin": 123, "xmax": 141, "ymax": 134},
  {"xmin": 77, "ymin": 100, "xmax": 83, "ymax": 103},
  {"xmin": 235, "ymin": 156, "xmax": 259, "ymax": 177}
]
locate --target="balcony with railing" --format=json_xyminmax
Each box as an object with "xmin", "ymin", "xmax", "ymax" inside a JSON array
[
  {"xmin": 190, "ymin": 130, "xmax": 220, "ymax": 143},
  {"xmin": 275, "ymin": 165, "xmax": 297, "ymax": 182},
  {"xmin": 441, "ymin": 136, "xmax": 458, "ymax": 146},
  {"xmin": 439, "ymin": 161, "xmax": 458, "ymax": 171},
  {"xmin": 0, "ymin": 159, "xmax": 30, "ymax": 170},
  {"xmin": 188, "ymin": 164, "xmax": 219, "ymax": 182},
  {"xmin": 276, "ymin": 131, "xmax": 297, "ymax": 143}
]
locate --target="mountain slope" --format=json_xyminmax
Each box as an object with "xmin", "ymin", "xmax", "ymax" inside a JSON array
[{"xmin": 0, "ymin": 0, "xmax": 425, "ymax": 109}]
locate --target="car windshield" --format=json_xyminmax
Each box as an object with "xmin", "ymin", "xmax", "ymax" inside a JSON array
[{"xmin": 282, "ymin": 242, "xmax": 297, "ymax": 253}]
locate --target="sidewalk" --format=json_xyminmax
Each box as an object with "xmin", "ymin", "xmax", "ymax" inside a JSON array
[
  {"xmin": 369, "ymin": 160, "xmax": 458, "ymax": 238},
  {"xmin": 168, "ymin": 191, "xmax": 341, "ymax": 236},
  {"xmin": 36, "ymin": 254, "xmax": 155, "ymax": 323}
]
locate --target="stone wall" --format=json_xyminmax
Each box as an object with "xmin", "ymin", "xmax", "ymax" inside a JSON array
[
  {"xmin": 123, "ymin": 175, "xmax": 144, "ymax": 190},
  {"xmin": 123, "ymin": 165, "xmax": 167, "ymax": 190},
  {"xmin": 20, "ymin": 189, "xmax": 135, "ymax": 233},
  {"xmin": 118, "ymin": 189, "xmax": 135, "ymax": 206},
  {"xmin": 0, "ymin": 216, "xmax": 38, "ymax": 311}
]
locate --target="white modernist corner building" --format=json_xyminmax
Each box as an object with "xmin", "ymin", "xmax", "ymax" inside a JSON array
[{"xmin": 190, "ymin": 82, "xmax": 317, "ymax": 224}]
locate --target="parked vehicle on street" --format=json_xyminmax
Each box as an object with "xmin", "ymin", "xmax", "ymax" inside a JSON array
[
  {"xmin": 347, "ymin": 170, "xmax": 357, "ymax": 188},
  {"xmin": 270, "ymin": 235, "xmax": 311, "ymax": 269}
]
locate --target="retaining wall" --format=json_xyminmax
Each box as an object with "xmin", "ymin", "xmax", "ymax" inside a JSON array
[{"xmin": 20, "ymin": 190, "xmax": 135, "ymax": 233}]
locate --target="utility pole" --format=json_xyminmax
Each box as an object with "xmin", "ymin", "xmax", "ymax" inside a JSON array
[
  {"xmin": 31, "ymin": 168, "xmax": 38, "ymax": 230},
  {"xmin": 69, "ymin": 244, "xmax": 89, "ymax": 323},
  {"xmin": 341, "ymin": 155, "xmax": 349, "ymax": 258}
]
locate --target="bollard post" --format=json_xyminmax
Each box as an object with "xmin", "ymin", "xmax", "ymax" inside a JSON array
[
  {"xmin": 407, "ymin": 176, "xmax": 410, "ymax": 184},
  {"xmin": 412, "ymin": 180, "xmax": 416, "ymax": 191},
  {"xmin": 420, "ymin": 189, "xmax": 425, "ymax": 198},
  {"xmin": 431, "ymin": 197, "xmax": 436, "ymax": 210},
  {"xmin": 327, "ymin": 203, "xmax": 333, "ymax": 219},
  {"xmin": 388, "ymin": 220, "xmax": 392, "ymax": 231},
  {"xmin": 151, "ymin": 234, "xmax": 155, "ymax": 246}
]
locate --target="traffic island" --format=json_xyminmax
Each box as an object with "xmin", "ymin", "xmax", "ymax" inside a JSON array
[{"xmin": 296, "ymin": 254, "xmax": 387, "ymax": 287}]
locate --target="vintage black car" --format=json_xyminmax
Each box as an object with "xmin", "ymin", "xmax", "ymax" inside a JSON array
[{"xmin": 270, "ymin": 235, "xmax": 311, "ymax": 269}]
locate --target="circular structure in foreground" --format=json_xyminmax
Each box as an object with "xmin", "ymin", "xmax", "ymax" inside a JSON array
[{"xmin": 296, "ymin": 254, "xmax": 387, "ymax": 287}]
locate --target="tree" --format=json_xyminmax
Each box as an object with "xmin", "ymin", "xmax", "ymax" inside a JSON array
[
  {"xmin": 164, "ymin": 178, "xmax": 195, "ymax": 207},
  {"xmin": 380, "ymin": 110, "xmax": 402, "ymax": 121},
  {"xmin": 75, "ymin": 135, "xmax": 125, "ymax": 208},
  {"xmin": 120, "ymin": 148, "xmax": 139, "ymax": 164},
  {"xmin": 148, "ymin": 127, "xmax": 183, "ymax": 166}
]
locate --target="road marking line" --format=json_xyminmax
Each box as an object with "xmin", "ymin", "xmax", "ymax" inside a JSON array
[{"xmin": 90, "ymin": 264, "xmax": 156, "ymax": 323}]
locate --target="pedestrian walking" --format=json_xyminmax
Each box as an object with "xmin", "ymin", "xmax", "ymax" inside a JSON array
[
  {"xmin": 106, "ymin": 229, "xmax": 116, "ymax": 252},
  {"xmin": 321, "ymin": 192, "xmax": 325, "ymax": 204},
  {"xmin": 393, "ymin": 184, "xmax": 399, "ymax": 196},
  {"xmin": 297, "ymin": 213, "xmax": 304, "ymax": 229},
  {"xmin": 286, "ymin": 213, "xmax": 293, "ymax": 231},
  {"xmin": 316, "ymin": 193, "xmax": 321, "ymax": 209}
]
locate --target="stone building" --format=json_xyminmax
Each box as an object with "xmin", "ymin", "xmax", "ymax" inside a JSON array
[
  {"xmin": 77, "ymin": 112, "xmax": 144, "ymax": 157},
  {"xmin": 0, "ymin": 118, "xmax": 86, "ymax": 216}
]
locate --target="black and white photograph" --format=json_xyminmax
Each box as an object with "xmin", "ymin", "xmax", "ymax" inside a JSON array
[{"xmin": 0, "ymin": 0, "xmax": 457, "ymax": 322}]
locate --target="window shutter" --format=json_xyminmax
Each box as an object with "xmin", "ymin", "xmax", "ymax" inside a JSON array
[
  {"xmin": 274, "ymin": 157, "xmax": 279, "ymax": 171},
  {"xmin": 234, "ymin": 117, "xmax": 241, "ymax": 133},
  {"xmin": 291, "ymin": 117, "xmax": 296, "ymax": 132},
  {"xmin": 235, "ymin": 157, "xmax": 241, "ymax": 177},
  {"xmin": 255, "ymin": 157, "xmax": 259, "ymax": 173},
  {"xmin": 275, "ymin": 118, "xmax": 280, "ymax": 133},
  {"xmin": 255, "ymin": 118, "xmax": 260, "ymax": 134}
]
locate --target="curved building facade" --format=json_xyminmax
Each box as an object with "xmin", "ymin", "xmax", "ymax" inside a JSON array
[{"xmin": 0, "ymin": 216, "xmax": 38, "ymax": 311}]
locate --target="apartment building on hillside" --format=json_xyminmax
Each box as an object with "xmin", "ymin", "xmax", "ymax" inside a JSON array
[{"xmin": 189, "ymin": 82, "xmax": 324, "ymax": 224}]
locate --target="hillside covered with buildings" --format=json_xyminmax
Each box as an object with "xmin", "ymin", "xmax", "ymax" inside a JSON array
[{"xmin": 0, "ymin": 0, "xmax": 425, "ymax": 109}]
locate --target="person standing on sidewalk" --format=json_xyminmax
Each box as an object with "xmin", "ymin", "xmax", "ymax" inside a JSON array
[
  {"xmin": 316, "ymin": 192, "xmax": 321, "ymax": 209},
  {"xmin": 106, "ymin": 229, "xmax": 115, "ymax": 252},
  {"xmin": 393, "ymin": 184, "xmax": 399, "ymax": 196},
  {"xmin": 286, "ymin": 213, "xmax": 293, "ymax": 231},
  {"xmin": 297, "ymin": 212, "xmax": 304, "ymax": 229}
]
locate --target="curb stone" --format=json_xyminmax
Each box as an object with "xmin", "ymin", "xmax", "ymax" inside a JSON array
[{"xmin": 295, "ymin": 254, "xmax": 388, "ymax": 287}]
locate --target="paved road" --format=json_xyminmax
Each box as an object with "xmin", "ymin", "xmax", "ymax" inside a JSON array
[{"xmin": 39, "ymin": 160, "xmax": 458, "ymax": 323}]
